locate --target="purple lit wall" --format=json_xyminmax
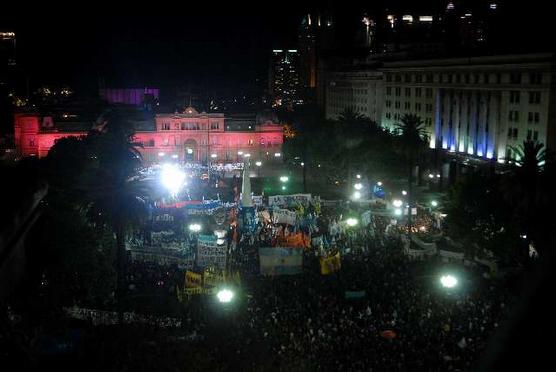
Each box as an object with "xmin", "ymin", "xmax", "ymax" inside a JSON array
[{"xmin": 99, "ymin": 88, "xmax": 160, "ymax": 105}]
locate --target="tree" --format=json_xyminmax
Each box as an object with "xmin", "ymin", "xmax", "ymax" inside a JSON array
[
  {"xmin": 502, "ymin": 140, "xmax": 550, "ymax": 257},
  {"xmin": 395, "ymin": 114, "xmax": 429, "ymax": 232},
  {"xmin": 84, "ymin": 114, "xmax": 148, "ymax": 322},
  {"xmin": 444, "ymin": 170, "xmax": 520, "ymax": 265},
  {"xmin": 46, "ymin": 111, "xmax": 148, "ymax": 321}
]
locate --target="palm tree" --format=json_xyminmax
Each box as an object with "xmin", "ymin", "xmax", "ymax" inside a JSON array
[
  {"xmin": 82, "ymin": 113, "xmax": 148, "ymax": 323},
  {"xmin": 334, "ymin": 108, "xmax": 380, "ymax": 195},
  {"xmin": 395, "ymin": 114, "xmax": 429, "ymax": 233},
  {"xmin": 502, "ymin": 140, "xmax": 548, "ymax": 256}
]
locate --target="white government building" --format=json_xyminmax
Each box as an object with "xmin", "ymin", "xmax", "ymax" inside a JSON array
[{"xmin": 325, "ymin": 53, "xmax": 555, "ymax": 163}]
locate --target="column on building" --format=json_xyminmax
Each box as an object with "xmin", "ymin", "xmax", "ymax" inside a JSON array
[
  {"xmin": 459, "ymin": 90, "xmax": 468, "ymax": 153},
  {"xmin": 453, "ymin": 90, "xmax": 463, "ymax": 153},
  {"xmin": 441, "ymin": 89, "xmax": 451, "ymax": 150},
  {"xmin": 477, "ymin": 90, "xmax": 489, "ymax": 157},
  {"xmin": 468, "ymin": 90, "xmax": 479, "ymax": 155},
  {"xmin": 487, "ymin": 92, "xmax": 500, "ymax": 160}
]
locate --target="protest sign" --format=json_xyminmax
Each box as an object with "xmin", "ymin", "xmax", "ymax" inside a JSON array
[
  {"xmin": 268, "ymin": 194, "xmax": 312, "ymax": 207},
  {"xmin": 196, "ymin": 235, "xmax": 227, "ymax": 269}
]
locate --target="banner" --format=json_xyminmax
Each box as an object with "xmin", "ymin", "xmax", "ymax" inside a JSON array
[
  {"xmin": 268, "ymin": 194, "xmax": 312, "ymax": 207},
  {"xmin": 258, "ymin": 210, "xmax": 271, "ymax": 222},
  {"xmin": 361, "ymin": 210, "xmax": 372, "ymax": 226},
  {"xmin": 185, "ymin": 271, "xmax": 203, "ymax": 287},
  {"xmin": 252, "ymin": 195, "xmax": 263, "ymax": 206},
  {"xmin": 197, "ymin": 235, "xmax": 227, "ymax": 269},
  {"xmin": 240, "ymin": 206, "xmax": 257, "ymax": 233},
  {"xmin": 259, "ymin": 247, "xmax": 303, "ymax": 276},
  {"xmin": 275, "ymin": 232, "xmax": 310, "ymax": 248},
  {"xmin": 272, "ymin": 208, "xmax": 297, "ymax": 225},
  {"xmin": 320, "ymin": 252, "xmax": 341, "ymax": 275},
  {"xmin": 130, "ymin": 250, "xmax": 194, "ymax": 268}
]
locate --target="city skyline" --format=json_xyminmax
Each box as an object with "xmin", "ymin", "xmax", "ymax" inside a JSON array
[{"xmin": 2, "ymin": 1, "xmax": 550, "ymax": 95}]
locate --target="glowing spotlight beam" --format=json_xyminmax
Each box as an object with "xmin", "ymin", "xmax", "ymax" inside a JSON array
[
  {"xmin": 161, "ymin": 164, "xmax": 186, "ymax": 195},
  {"xmin": 440, "ymin": 275, "xmax": 458, "ymax": 288}
]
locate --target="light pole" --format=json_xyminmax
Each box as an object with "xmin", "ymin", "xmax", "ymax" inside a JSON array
[{"xmin": 256, "ymin": 161, "xmax": 262, "ymax": 177}]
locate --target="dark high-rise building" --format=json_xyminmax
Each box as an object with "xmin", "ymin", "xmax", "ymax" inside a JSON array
[
  {"xmin": 269, "ymin": 49, "xmax": 302, "ymax": 108},
  {"xmin": 297, "ymin": 10, "xmax": 335, "ymax": 105},
  {"xmin": 0, "ymin": 31, "xmax": 17, "ymax": 136},
  {"xmin": 0, "ymin": 31, "xmax": 16, "ymax": 69}
]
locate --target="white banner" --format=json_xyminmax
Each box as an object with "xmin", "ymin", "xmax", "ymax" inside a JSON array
[
  {"xmin": 268, "ymin": 194, "xmax": 312, "ymax": 207},
  {"xmin": 272, "ymin": 208, "xmax": 297, "ymax": 225},
  {"xmin": 361, "ymin": 210, "xmax": 372, "ymax": 226},
  {"xmin": 252, "ymin": 195, "xmax": 263, "ymax": 206},
  {"xmin": 196, "ymin": 235, "xmax": 227, "ymax": 269},
  {"xmin": 439, "ymin": 250, "xmax": 465, "ymax": 260}
]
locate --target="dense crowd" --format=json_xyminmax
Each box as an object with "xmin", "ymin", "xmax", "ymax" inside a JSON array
[{"xmin": 2, "ymin": 204, "xmax": 519, "ymax": 371}]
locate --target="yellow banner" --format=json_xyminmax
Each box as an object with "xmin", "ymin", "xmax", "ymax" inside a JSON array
[
  {"xmin": 185, "ymin": 271, "xmax": 203, "ymax": 287},
  {"xmin": 320, "ymin": 252, "xmax": 341, "ymax": 275}
]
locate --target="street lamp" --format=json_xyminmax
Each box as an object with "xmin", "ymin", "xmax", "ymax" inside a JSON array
[
  {"xmin": 216, "ymin": 289, "xmax": 234, "ymax": 303},
  {"xmin": 440, "ymin": 275, "xmax": 458, "ymax": 288},
  {"xmin": 189, "ymin": 223, "xmax": 202, "ymax": 233},
  {"xmin": 346, "ymin": 218, "xmax": 358, "ymax": 227},
  {"xmin": 161, "ymin": 163, "xmax": 186, "ymax": 196}
]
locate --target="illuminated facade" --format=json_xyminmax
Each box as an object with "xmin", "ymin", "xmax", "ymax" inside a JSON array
[
  {"xmin": 325, "ymin": 53, "xmax": 556, "ymax": 162},
  {"xmin": 325, "ymin": 69, "xmax": 383, "ymax": 122},
  {"xmin": 14, "ymin": 106, "xmax": 283, "ymax": 164},
  {"xmin": 381, "ymin": 54, "xmax": 555, "ymax": 162}
]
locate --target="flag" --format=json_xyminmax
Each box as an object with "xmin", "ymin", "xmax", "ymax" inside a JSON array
[
  {"xmin": 320, "ymin": 251, "xmax": 341, "ymax": 275},
  {"xmin": 259, "ymin": 247, "xmax": 303, "ymax": 276}
]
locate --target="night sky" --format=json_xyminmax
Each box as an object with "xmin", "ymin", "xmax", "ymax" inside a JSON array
[{"xmin": 1, "ymin": 1, "xmax": 551, "ymax": 95}]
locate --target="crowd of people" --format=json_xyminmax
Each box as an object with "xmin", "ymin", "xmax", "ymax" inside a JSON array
[{"xmin": 2, "ymin": 200, "xmax": 521, "ymax": 371}]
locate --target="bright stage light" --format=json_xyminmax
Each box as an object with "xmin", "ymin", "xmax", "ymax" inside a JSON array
[
  {"xmin": 255, "ymin": 161, "xmax": 262, "ymax": 166},
  {"xmin": 356, "ymin": 174, "xmax": 361, "ymax": 179},
  {"xmin": 431, "ymin": 200, "xmax": 438, "ymax": 207},
  {"xmin": 161, "ymin": 163, "xmax": 186, "ymax": 195},
  {"xmin": 402, "ymin": 190, "xmax": 407, "ymax": 196},
  {"xmin": 392, "ymin": 199, "xmax": 403, "ymax": 208},
  {"xmin": 354, "ymin": 183, "xmax": 363, "ymax": 190},
  {"xmin": 353, "ymin": 191, "xmax": 361, "ymax": 199},
  {"xmin": 217, "ymin": 289, "xmax": 234, "ymax": 303},
  {"xmin": 346, "ymin": 218, "xmax": 358, "ymax": 227},
  {"xmin": 394, "ymin": 208, "xmax": 402, "ymax": 216},
  {"xmin": 211, "ymin": 153, "xmax": 217, "ymax": 158},
  {"xmin": 377, "ymin": 181, "xmax": 383, "ymax": 187},
  {"xmin": 440, "ymin": 275, "xmax": 458, "ymax": 288},
  {"xmin": 280, "ymin": 176, "xmax": 289, "ymax": 183}
]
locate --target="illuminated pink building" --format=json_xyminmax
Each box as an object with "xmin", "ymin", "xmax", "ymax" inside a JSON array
[{"xmin": 14, "ymin": 106, "xmax": 283, "ymax": 164}]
